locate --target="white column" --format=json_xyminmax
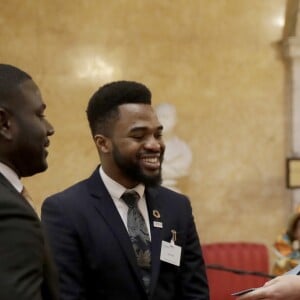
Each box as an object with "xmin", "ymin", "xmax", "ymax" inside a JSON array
[{"xmin": 285, "ymin": 35, "xmax": 300, "ymax": 208}]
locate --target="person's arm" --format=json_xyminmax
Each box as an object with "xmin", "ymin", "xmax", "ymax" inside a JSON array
[
  {"xmin": 236, "ymin": 275, "xmax": 300, "ymax": 300},
  {"xmin": 178, "ymin": 199, "xmax": 210, "ymax": 300},
  {"xmin": 41, "ymin": 196, "xmax": 86, "ymax": 300},
  {"xmin": 0, "ymin": 196, "xmax": 44, "ymax": 300}
]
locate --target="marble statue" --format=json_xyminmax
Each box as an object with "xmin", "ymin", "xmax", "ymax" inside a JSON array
[{"xmin": 155, "ymin": 103, "xmax": 193, "ymax": 192}]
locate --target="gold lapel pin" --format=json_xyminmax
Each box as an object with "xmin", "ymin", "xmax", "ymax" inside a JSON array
[{"xmin": 153, "ymin": 209, "xmax": 160, "ymax": 219}]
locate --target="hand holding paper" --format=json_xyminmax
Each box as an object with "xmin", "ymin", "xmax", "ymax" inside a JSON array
[{"xmin": 233, "ymin": 275, "xmax": 300, "ymax": 300}]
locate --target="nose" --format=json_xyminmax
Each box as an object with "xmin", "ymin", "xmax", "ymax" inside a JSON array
[
  {"xmin": 46, "ymin": 119, "xmax": 55, "ymax": 136},
  {"xmin": 144, "ymin": 136, "xmax": 164, "ymax": 152}
]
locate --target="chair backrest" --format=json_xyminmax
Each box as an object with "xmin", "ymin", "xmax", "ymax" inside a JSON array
[{"xmin": 202, "ymin": 242, "xmax": 270, "ymax": 300}]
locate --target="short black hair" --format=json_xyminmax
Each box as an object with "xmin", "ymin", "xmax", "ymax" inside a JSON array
[
  {"xmin": 87, "ymin": 80, "xmax": 152, "ymax": 135},
  {"xmin": 0, "ymin": 64, "xmax": 32, "ymax": 106}
]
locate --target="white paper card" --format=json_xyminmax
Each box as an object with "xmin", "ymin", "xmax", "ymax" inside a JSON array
[
  {"xmin": 153, "ymin": 221, "xmax": 163, "ymax": 228},
  {"xmin": 285, "ymin": 264, "xmax": 300, "ymax": 275},
  {"xmin": 160, "ymin": 241, "xmax": 181, "ymax": 266}
]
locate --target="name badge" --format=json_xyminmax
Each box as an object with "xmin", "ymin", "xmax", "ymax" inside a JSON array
[
  {"xmin": 160, "ymin": 240, "xmax": 181, "ymax": 266},
  {"xmin": 153, "ymin": 221, "xmax": 163, "ymax": 228}
]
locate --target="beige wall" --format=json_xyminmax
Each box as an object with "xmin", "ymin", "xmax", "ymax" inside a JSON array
[{"xmin": 0, "ymin": 0, "xmax": 290, "ymax": 265}]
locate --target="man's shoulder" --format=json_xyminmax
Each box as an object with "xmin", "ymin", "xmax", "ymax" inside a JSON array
[
  {"xmin": 153, "ymin": 184, "xmax": 187, "ymax": 196},
  {"xmin": 149, "ymin": 185, "xmax": 190, "ymax": 204},
  {"xmin": 45, "ymin": 177, "xmax": 90, "ymax": 202},
  {"xmin": 45, "ymin": 168, "xmax": 101, "ymax": 202}
]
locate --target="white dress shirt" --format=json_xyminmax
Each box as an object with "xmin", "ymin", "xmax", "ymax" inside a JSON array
[
  {"xmin": 99, "ymin": 166, "xmax": 151, "ymax": 239},
  {"xmin": 0, "ymin": 162, "xmax": 23, "ymax": 193}
]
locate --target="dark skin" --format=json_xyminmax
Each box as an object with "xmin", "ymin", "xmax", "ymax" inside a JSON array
[
  {"xmin": 0, "ymin": 79, "xmax": 54, "ymax": 177},
  {"xmin": 94, "ymin": 103, "xmax": 165, "ymax": 188}
]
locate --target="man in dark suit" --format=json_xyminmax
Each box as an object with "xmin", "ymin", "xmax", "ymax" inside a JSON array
[
  {"xmin": 0, "ymin": 64, "xmax": 58, "ymax": 300},
  {"xmin": 41, "ymin": 81, "xmax": 209, "ymax": 300}
]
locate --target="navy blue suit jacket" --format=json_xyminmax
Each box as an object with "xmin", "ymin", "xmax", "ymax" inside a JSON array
[{"xmin": 41, "ymin": 168, "xmax": 209, "ymax": 300}]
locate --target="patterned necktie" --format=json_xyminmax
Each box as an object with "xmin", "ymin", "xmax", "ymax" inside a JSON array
[{"xmin": 122, "ymin": 190, "xmax": 151, "ymax": 293}]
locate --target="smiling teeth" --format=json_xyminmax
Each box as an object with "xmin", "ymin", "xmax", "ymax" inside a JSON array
[{"xmin": 144, "ymin": 157, "xmax": 159, "ymax": 163}]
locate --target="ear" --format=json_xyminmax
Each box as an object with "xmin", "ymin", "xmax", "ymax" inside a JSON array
[
  {"xmin": 94, "ymin": 134, "xmax": 111, "ymax": 153},
  {"xmin": 0, "ymin": 107, "xmax": 13, "ymax": 140}
]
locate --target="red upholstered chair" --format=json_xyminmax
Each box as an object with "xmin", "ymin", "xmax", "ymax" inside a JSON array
[{"xmin": 202, "ymin": 242, "xmax": 270, "ymax": 300}]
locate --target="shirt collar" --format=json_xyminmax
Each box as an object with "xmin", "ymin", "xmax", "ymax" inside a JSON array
[
  {"xmin": 99, "ymin": 166, "xmax": 145, "ymax": 200},
  {"xmin": 0, "ymin": 162, "xmax": 23, "ymax": 193}
]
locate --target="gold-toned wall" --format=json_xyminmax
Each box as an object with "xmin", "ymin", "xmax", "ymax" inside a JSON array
[{"xmin": 0, "ymin": 0, "xmax": 289, "ymax": 261}]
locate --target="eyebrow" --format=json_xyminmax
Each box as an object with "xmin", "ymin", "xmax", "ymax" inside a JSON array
[{"xmin": 129, "ymin": 125, "xmax": 163, "ymax": 133}]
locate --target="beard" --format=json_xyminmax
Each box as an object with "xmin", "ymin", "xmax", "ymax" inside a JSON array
[
  {"xmin": 9, "ymin": 139, "xmax": 48, "ymax": 177},
  {"xmin": 112, "ymin": 144, "xmax": 163, "ymax": 187}
]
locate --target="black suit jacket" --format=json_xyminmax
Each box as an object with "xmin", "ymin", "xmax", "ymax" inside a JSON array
[
  {"xmin": 0, "ymin": 174, "xmax": 58, "ymax": 300},
  {"xmin": 41, "ymin": 168, "xmax": 209, "ymax": 300}
]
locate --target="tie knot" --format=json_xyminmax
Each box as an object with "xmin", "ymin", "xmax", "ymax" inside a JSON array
[
  {"xmin": 122, "ymin": 190, "xmax": 140, "ymax": 208},
  {"xmin": 21, "ymin": 187, "xmax": 32, "ymax": 202},
  {"xmin": 21, "ymin": 186, "xmax": 36, "ymax": 211}
]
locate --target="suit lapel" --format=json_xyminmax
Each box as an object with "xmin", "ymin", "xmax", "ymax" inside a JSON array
[
  {"xmin": 146, "ymin": 187, "xmax": 164, "ymax": 297},
  {"xmin": 0, "ymin": 173, "xmax": 18, "ymax": 194},
  {"xmin": 86, "ymin": 169, "xmax": 146, "ymax": 291},
  {"xmin": 0, "ymin": 173, "xmax": 39, "ymax": 217}
]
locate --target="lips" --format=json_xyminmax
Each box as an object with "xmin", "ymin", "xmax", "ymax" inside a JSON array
[
  {"xmin": 43, "ymin": 140, "xmax": 50, "ymax": 156},
  {"xmin": 44, "ymin": 139, "xmax": 50, "ymax": 148}
]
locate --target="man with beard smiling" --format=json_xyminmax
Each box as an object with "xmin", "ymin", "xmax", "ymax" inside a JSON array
[{"xmin": 41, "ymin": 81, "xmax": 209, "ymax": 300}]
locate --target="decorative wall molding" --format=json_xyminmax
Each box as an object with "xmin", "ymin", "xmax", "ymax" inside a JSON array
[{"xmin": 283, "ymin": 0, "xmax": 300, "ymax": 208}]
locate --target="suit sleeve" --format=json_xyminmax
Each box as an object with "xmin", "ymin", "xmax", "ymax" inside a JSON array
[
  {"xmin": 0, "ymin": 195, "xmax": 44, "ymax": 300},
  {"xmin": 41, "ymin": 196, "xmax": 87, "ymax": 300},
  {"xmin": 178, "ymin": 199, "xmax": 210, "ymax": 300}
]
